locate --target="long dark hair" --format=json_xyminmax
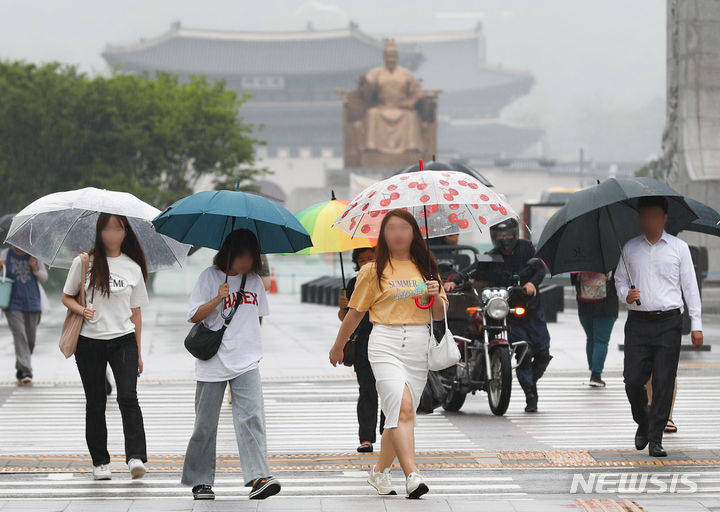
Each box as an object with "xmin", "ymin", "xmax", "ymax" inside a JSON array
[
  {"xmin": 213, "ymin": 229, "xmax": 262, "ymax": 274},
  {"xmin": 89, "ymin": 213, "xmax": 148, "ymax": 297},
  {"xmin": 374, "ymin": 209, "xmax": 440, "ymax": 289}
]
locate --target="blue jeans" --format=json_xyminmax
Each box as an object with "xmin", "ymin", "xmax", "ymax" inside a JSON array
[
  {"xmin": 579, "ymin": 315, "xmax": 616, "ymax": 374},
  {"xmin": 181, "ymin": 368, "xmax": 270, "ymax": 487}
]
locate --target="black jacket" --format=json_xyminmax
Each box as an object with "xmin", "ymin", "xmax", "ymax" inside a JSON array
[
  {"xmin": 346, "ymin": 276, "xmax": 373, "ymax": 340},
  {"xmin": 451, "ymin": 239, "xmax": 546, "ymax": 310}
]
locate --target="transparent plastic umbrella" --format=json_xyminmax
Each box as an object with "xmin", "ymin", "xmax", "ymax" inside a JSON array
[{"xmin": 5, "ymin": 187, "xmax": 190, "ymax": 271}]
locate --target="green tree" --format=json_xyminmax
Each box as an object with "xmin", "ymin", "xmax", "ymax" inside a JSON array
[
  {"xmin": 0, "ymin": 61, "xmax": 265, "ymax": 213},
  {"xmin": 634, "ymin": 158, "xmax": 667, "ymax": 180}
]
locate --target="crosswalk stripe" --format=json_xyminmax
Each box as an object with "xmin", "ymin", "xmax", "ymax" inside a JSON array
[
  {"xmin": 504, "ymin": 375, "xmax": 720, "ymax": 449},
  {"xmin": 0, "ymin": 473, "xmax": 524, "ymax": 498},
  {"xmin": 0, "ymin": 380, "xmax": 477, "ymax": 455}
]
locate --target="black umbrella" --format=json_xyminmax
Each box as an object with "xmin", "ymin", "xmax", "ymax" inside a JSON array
[
  {"xmin": 666, "ymin": 197, "xmax": 720, "ymax": 237},
  {"xmin": 0, "ymin": 213, "xmax": 16, "ymax": 234},
  {"xmin": 394, "ymin": 160, "xmax": 493, "ymax": 188},
  {"xmin": 536, "ymin": 178, "xmax": 697, "ymax": 304}
]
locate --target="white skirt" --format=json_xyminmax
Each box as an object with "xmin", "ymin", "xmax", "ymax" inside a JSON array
[{"xmin": 368, "ymin": 323, "xmax": 430, "ymax": 428}]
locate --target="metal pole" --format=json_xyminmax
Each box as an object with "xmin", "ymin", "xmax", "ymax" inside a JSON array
[
  {"xmin": 331, "ymin": 190, "xmax": 346, "ymax": 289},
  {"xmin": 605, "ymin": 206, "xmax": 641, "ymax": 306}
]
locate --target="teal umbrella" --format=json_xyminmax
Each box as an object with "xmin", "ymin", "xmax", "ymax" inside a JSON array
[{"xmin": 152, "ymin": 190, "xmax": 312, "ymax": 253}]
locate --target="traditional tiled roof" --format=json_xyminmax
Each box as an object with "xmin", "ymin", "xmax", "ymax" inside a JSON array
[
  {"xmin": 392, "ymin": 27, "xmax": 533, "ymax": 94},
  {"xmin": 103, "ymin": 23, "xmax": 424, "ymax": 76}
]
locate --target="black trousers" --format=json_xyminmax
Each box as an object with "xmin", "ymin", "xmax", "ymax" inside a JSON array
[
  {"xmin": 623, "ymin": 311, "xmax": 682, "ymax": 444},
  {"xmin": 354, "ymin": 336, "xmax": 385, "ymax": 444},
  {"xmin": 75, "ymin": 333, "xmax": 147, "ymax": 465}
]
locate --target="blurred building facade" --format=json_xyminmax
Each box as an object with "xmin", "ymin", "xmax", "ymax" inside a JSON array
[
  {"xmin": 103, "ymin": 22, "xmax": 538, "ymax": 162},
  {"xmin": 664, "ymin": 0, "xmax": 720, "ymax": 280},
  {"xmin": 103, "ymin": 22, "xmax": 544, "ymax": 211}
]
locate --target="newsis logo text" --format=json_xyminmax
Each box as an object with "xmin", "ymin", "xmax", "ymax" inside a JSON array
[{"xmin": 570, "ymin": 472, "xmax": 699, "ymax": 494}]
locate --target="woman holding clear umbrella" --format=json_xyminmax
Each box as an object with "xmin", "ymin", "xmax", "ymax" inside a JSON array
[
  {"xmin": 7, "ymin": 187, "xmax": 189, "ymax": 481},
  {"xmin": 62, "ymin": 213, "xmax": 149, "ymax": 481}
]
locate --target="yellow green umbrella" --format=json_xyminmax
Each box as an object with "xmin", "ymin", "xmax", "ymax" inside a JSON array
[{"xmin": 295, "ymin": 191, "xmax": 375, "ymax": 288}]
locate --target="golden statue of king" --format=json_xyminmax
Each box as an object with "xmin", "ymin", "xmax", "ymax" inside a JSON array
[{"xmin": 339, "ymin": 40, "xmax": 439, "ymax": 168}]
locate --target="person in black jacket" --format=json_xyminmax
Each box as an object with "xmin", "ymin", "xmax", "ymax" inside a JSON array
[
  {"xmin": 444, "ymin": 218, "xmax": 551, "ymax": 412},
  {"xmin": 338, "ymin": 247, "xmax": 385, "ymax": 452},
  {"xmin": 570, "ymin": 271, "xmax": 618, "ymax": 388}
]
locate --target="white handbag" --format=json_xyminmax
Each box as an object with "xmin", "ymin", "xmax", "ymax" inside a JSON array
[{"xmin": 428, "ymin": 298, "xmax": 461, "ymax": 371}]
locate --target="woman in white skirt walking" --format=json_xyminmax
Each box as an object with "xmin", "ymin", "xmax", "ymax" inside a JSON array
[{"xmin": 329, "ymin": 208, "xmax": 447, "ymax": 499}]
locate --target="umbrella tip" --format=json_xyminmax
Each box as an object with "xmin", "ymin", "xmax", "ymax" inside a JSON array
[
  {"xmin": 331, "ymin": 190, "xmax": 336, "ymax": 200},
  {"xmin": 418, "ymin": 159, "xmax": 423, "ymax": 171}
]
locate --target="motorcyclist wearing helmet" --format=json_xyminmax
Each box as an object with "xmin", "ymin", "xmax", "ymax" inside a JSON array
[{"xmin": 443, "ymin": 218, "xmax": 552, "ymax": 413}]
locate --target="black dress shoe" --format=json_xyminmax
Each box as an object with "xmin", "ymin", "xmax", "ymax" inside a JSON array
[
  {"xmin": 649, "ymin": 442, "xmax": 667, "ymax": 457},
  {"xmin": 634, "ymin": 425, "xmax": 648, "ymax": 450}
]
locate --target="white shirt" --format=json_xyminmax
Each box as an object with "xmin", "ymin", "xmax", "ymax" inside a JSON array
[
  {"xmin": 187, "ymin": 267, "xmax": 269, "ymax": 382},
  {"xmin": 63, "ymin": 253, "xmax": 149, "ymax": 340},
  {"xmin": 615, "ymin": 231, "xmax": 702, "ymax": 331}
]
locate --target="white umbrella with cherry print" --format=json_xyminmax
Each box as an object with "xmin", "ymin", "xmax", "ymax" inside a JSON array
[{"xmin": 333, "ymin": 166, "xmax": 518, "ymax": 307}]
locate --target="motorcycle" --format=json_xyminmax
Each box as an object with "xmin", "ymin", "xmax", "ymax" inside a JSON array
[{"xmin": 438, "ymin": 273, "xmax": 529, "ymax": 416}]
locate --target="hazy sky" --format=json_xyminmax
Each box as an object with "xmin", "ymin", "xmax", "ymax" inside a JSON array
[{"xmin": 0, "ymin": 0, "xmax": 666, "ymax": 161}]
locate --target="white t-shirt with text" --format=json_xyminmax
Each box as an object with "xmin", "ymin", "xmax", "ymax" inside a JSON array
[
  {"xmin": 63, "ymin": 253, "xmax": 149, "ymax": 340},
  {"xmin": 187, "ymin": 267, "xmax": 269, "ymax": 382}
]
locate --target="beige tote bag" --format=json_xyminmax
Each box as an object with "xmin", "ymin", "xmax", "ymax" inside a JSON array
[{"xmin": 59, "ymin": 253, "xmax": 89, "ymax": 358}]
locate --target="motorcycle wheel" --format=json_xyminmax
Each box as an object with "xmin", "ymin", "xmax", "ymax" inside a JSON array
[
  {"xmin": 487, "ymin": 347, "xmax": 512, "ymax": 416},
  {"xmin": 440, "ymin": 366, "xmax": 467, "ymax": 412}
]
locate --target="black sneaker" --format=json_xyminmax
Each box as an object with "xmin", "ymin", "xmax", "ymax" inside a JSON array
[
  {"xmin": 589, "ymin": 372, "xmax": 606, "ymax": 388},
  {"xmin": 249, "ymin": 476, "xmax": 281, "ymax": 499},
  {"xmin": 192, "ymin": 484, "xmax": 215, "ymax": 500}
]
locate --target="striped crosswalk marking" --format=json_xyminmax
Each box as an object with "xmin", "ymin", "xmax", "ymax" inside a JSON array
[
  {"xmin": 0, "ymin": 379, "xmax": 476, "ymax": 455},
  {"xmin": 505, "ymin": 375, "xmax": 720, "ymax": 450},
  {"xmin": 0, "ymin": 472, "xmax": 526, "ymax": 499}
]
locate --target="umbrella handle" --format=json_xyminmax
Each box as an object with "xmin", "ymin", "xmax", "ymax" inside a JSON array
[
  {"xmin": 415, "ymin": 295, "xmax": 434, "ymax": 309},
  {"xmin": 630, "ymin": 285, "xmax": 641, "ymax": 306}
]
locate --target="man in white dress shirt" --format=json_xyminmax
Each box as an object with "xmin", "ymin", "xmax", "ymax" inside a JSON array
[{"xmin": 615, "ymin": 196, "xmax": 703, "ymax": 457}]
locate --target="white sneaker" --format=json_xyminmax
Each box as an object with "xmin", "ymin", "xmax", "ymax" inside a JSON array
[
  {"xmin": 406, "ymin": 472, "xmax": 429, "ymax": 499},
  {"xmin": 92, "ymin": 464, "xmax": 111, "ymax": 480},
  {"xmin": 128, "ymin": 459, "xmax": 146, "ymax": 479},
  {"xmin": 367, "ymin": 467, "xmax": 396, "ymax": 495}
]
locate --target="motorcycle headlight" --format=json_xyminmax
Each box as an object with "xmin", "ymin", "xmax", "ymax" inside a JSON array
[{"xmin": 486, "ymin": 297, "xmax": 509, "ymax": 320}]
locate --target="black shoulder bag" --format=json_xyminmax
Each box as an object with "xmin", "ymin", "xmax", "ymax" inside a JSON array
[{"xmin": 184, "ymin": 274, "xmax": 247, "ymax": 361}]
